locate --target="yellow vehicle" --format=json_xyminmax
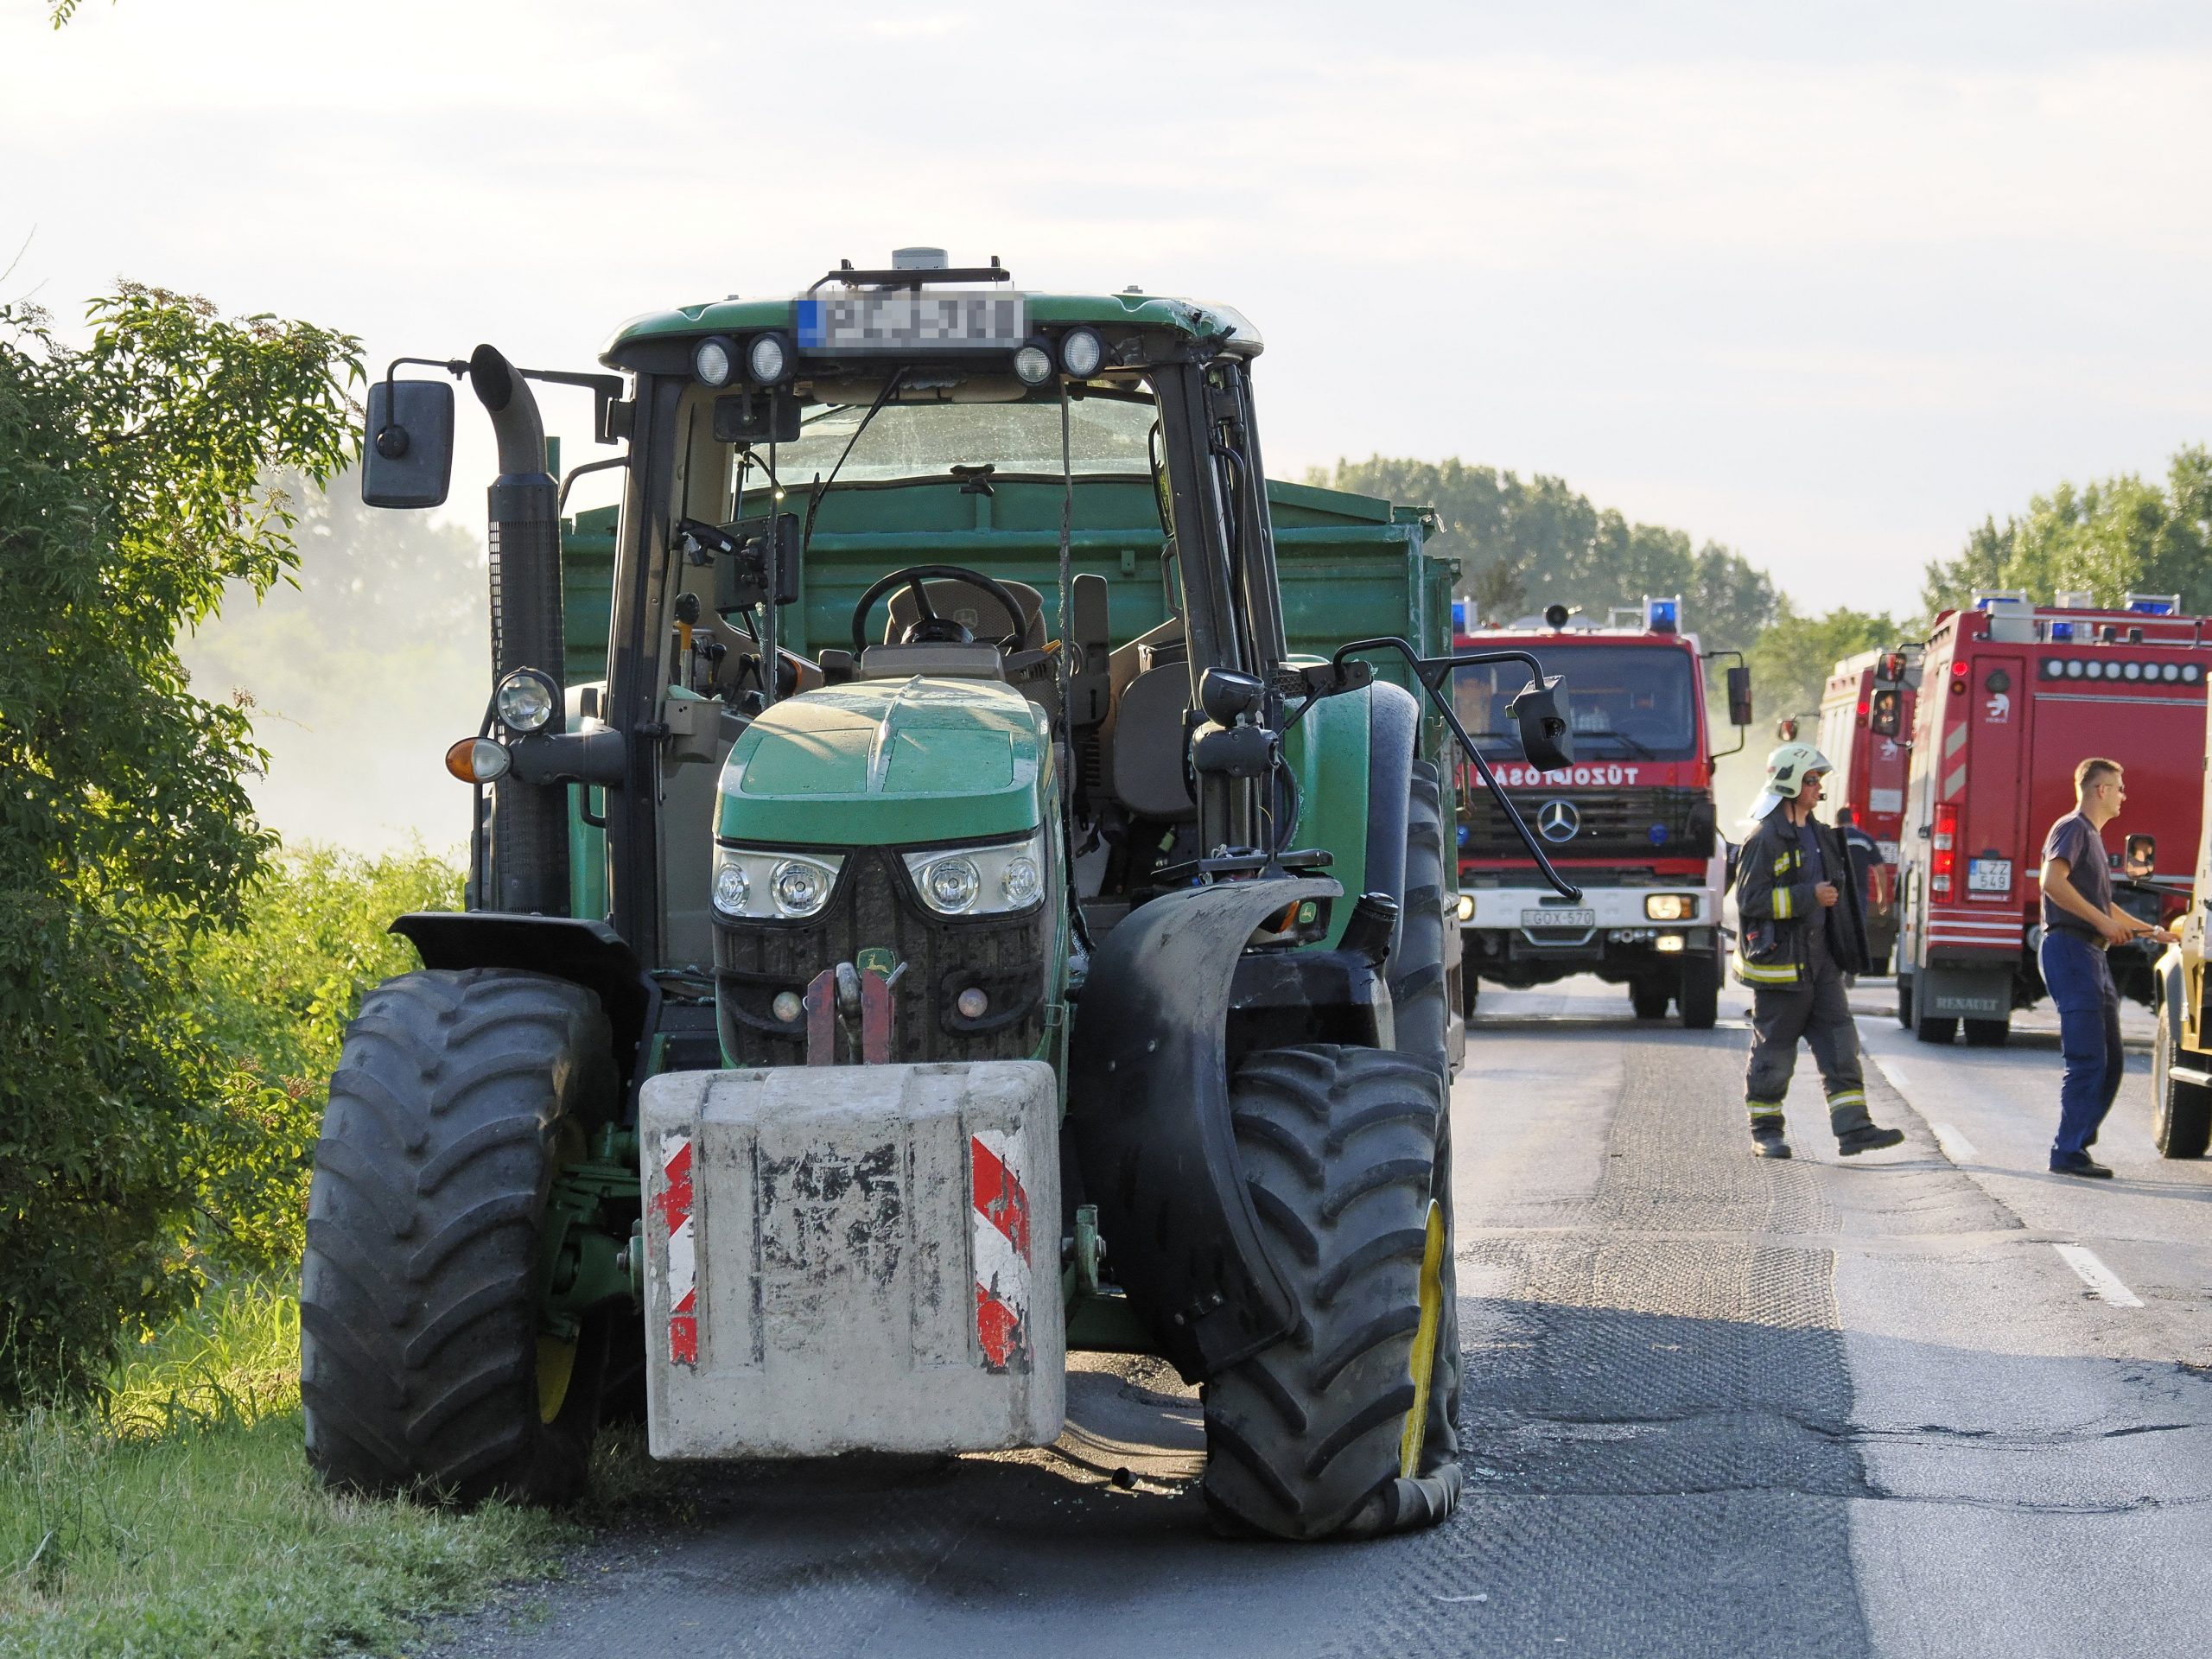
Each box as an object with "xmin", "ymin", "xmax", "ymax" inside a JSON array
[{"xmin": 2152, "ymin": 690, "xmax": 2212, "ymax": 1157}]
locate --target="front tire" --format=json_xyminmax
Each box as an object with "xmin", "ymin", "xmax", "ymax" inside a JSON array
[
  {"xmin": 301, "ymin": 969, "xmax": 618, "ymax": 1505},
  {"xmin": 1630, "ymin": 982, "xmax": 1670, "ymax": 1021},
  {"xmin": 1204, "ymin": 1045, "xmax": 1460, "ymax": 1541},
  {"xmin": 2153, "ymin": 1005, "xmax": 2212, "ymax": 1159}
]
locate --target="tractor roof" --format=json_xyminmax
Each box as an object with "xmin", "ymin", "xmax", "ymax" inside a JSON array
[{"xmin": 601, "ymin": 289, "xmax": 1262, "ymax": 367}]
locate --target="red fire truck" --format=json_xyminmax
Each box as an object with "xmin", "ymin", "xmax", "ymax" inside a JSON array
[
  {"xmin": 1453, "ymin": 596, "xmax": 1750, "ymax": 1028},
  {"xmin": 1897, "ymin": 592, "xmax": 2210, "ymax": 1046},
  {"xmin": 1817, "ymin": 648, "xmax": 1921, "ymax": 973}
]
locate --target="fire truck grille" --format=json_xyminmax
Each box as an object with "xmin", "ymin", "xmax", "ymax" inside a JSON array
[
  {"xmin": 1462, "ymin": 786, "xmax": 1716, "ymax": 861},
  {"xmin": 712, "ymin": 848, "xmax": 1051, "ymax": 1067}
]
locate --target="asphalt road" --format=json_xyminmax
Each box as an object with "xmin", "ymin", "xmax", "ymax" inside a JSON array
[{"xmin": 429, "ymin": 976, "xmax": 2212, "ymax": 1658}]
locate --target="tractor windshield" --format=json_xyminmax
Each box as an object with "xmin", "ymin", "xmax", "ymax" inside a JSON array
[
  {"xmin": 768, "ymin": 394, "xmax": 1158, "ymax": 485},
  {"xmin": 1456, "ymin": 645, "xmax": 1700, "ymax": 761}
]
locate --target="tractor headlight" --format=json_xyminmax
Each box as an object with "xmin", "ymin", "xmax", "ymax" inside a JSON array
[
  {"xmin": 711, "ymin": 845, "xmax": 845, "ymax": 922},
  {"xmin": 1012, "ymin": 342, "xmax": 1054, "ymax": 386},
  {"xmin": 747, "ymin": 331, "xmax": 792, "ymax": 385},
  {"xmin": 495, "ymin": 668, "xmax": 558, "ymax": 734},
  {"xmin": 1058, "ymin": 327, "xmax": 1104, "ymax": 378},
  {"xmin": 1645, "ymin": 893, "xmax": 1696, "ymax": 921},
  {"xmin": 904, "ymin": 829, "xmax": 1049, "ymax": 918},
  {"xmin": 1455, "ymin": 893, "xmax": 1475, "ymax": 922},
  {"xmin": 693, "ymin": 335, "xmax": 736, "ymax": 388}
]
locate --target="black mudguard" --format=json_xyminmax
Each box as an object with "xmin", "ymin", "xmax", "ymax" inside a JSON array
[
  {"xmin": 390, "ymin": 912, "xmax": 660, "ymax": 1102},
  {"xmin": 1067, "ymin": 875, "xmax": 1341, "ymax": 1382}
]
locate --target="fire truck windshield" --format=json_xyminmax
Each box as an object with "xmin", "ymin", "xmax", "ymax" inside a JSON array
[{"xmin": 1455, "ymin": 645, "xmax": 1700, "ymax": 760}]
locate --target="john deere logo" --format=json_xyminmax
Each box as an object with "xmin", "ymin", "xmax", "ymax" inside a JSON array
[{"xmin": 1537, "ymin": 799, "xmax": 1580, "ymax": 842}]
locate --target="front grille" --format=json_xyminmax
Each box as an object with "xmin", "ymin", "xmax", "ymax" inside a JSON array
[
  {"xmin": 1461, "ymin": 786, "xmax": 1715, "ymax": 861},
  {"xmin": 714, "ymin": 848, "xmax": 1051, "ymax": 1066}
]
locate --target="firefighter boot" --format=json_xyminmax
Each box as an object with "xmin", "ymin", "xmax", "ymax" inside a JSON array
[
  {"xmin": 1829, "ymin": 1089, "xmax": 1904, "ymax": 1155},
  {"xmin": 1749, "ymin": 1108, "xmax": 1791, "ymax": 1160}
]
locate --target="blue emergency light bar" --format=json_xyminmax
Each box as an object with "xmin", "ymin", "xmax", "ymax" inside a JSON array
[
  {"xmin": 1452, "ymin": 599, "xmax": 1470, "ymax": 632},
  {"xmin": 2124, "ymin": 592, "xmax": 2179, "ymax": 615},
  {"xmin": 1643, "ymin": 595, "xmax": 1681, "ymax": 635}
]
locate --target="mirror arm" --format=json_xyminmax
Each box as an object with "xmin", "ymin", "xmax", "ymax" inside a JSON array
[
  {"xmin": 558, "ymin": 454, "xmax": 632, "ymax": 515},
  {"xmin": 1329, "ymin": 636, "xmax": 1583, "ymax": 901}
]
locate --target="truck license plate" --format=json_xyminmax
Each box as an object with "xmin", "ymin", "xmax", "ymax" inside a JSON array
[
  {"xmin": 1523, "ymin": 907, "xmax": 1595, "ymax": 927},
  {"xmin": 798, "ymin": 292, "xmax": 1027, "ymax": 352},
  {"xmin": 1967, "ymin": 858, "xmax": 2012, "ymax": 893}
]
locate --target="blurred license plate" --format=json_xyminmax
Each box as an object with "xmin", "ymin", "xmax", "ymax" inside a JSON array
[
  {"xmin": 1967, "ymin": 858, "xmax": 2012, "ymax": 893},
  {"xmin": 798, "ymin": 292, "xmax": 1027, "ymax": 351},
  {"xmin": 1524, "ymin": 907, "xmax": 1595, "ymax": 927}
]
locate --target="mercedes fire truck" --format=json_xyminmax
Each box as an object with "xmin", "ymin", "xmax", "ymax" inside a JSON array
[
  {"xmin": 1454, "ymin": 597, "xmax": 1750, "ymax": 1027},
  {"xmin": 1817, "ymin": 647, "xmax": 1920, "ymax": 974},
  {"xmin": 1897, "ymin": 592, "xmax": 2211, "ymax": 1045}
]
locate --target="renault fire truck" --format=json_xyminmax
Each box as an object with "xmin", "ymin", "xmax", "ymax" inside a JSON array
[
  {"xmin": 1897, "ymin": 592, "xmax": 2211, "ymax": 1046},
  {"xmin": 1454, "ymin": 596, "xmax": 1750, "ymax": 1027},
  {"xmin": 1817, "ymin": 647, "xmax": 1920, "ymax": 973}
]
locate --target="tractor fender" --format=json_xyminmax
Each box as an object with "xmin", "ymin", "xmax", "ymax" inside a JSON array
[
  {"xmin": 390, "ymin": 912, "xmax": 660, "ymax": 1103},
  {"xmin": 1066, "ymin": 874, "xmax": 1341, "ymax": 1382},
  {"xmin": 1362, "ymin": 678, "xmax": 1420, "ymax": 902}
]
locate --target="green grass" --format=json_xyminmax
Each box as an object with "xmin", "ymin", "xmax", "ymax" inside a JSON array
[{"xmin": 0, "ymin": 1281, "xmax": 584, "ymax": 1659}]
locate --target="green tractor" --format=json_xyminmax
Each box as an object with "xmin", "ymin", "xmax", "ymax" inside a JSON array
[{"xmin": 306, "ymin": 251, "xmax": 1577, "ymax": 1541}]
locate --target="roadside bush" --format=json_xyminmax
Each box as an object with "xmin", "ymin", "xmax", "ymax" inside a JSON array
[
  {"xmin": 0, "ymin": 289, "xmax": 359, "ymax": 1405},
  {"xmin": 183, "ymin": 845, "xmax": 462, "ymax": 1272}
]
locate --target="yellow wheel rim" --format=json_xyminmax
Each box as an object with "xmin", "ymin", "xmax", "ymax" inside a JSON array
[
  {"xmin": 537, "ymin": 1336, "xmax": 577, "ymax": 1425},
  {"xmin": 1398, "ymin": 1200, "xmax": 1446, "ymax": 1479}
]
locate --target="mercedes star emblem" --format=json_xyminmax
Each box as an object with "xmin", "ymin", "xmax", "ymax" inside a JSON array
[{"xmin": 1537, "ymin": 798, "xmax": 1580, "ymax": 843}]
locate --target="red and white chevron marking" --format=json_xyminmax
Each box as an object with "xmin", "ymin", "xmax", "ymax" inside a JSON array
[
  {"xmin": 969, "ymin": 1130, "xmax": 1032, "ymax": 1372},
  {"xmin": 654, "ymin": 1132, "xmax": 698, "ymax": 1368}
]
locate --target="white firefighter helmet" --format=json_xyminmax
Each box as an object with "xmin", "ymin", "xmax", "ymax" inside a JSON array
[{"xmin": 1744, "ymin": 741, "xmax": 1833, "ymax": 823}]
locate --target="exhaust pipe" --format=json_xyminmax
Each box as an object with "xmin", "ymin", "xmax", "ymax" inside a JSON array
[{"xmin": 471, "ymin": 345, "xmax": 569, "ymax": 916}]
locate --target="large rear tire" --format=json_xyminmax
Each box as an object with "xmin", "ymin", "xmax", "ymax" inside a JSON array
[
  {"xmin": 1963, "ymin": 1017, "xmax": 2011, "ymax": 1047},
  {"xmin": 301, "ymin": 969, "xmax": 619, "ymax": 1505},
  {"xmin": 2153, "ymin": 1006, "xmax": 2212, "ymax": 1159},
  {"xmin": 1204, "ymin": 1045, "xmax": 1460, "ymax": 1541}
]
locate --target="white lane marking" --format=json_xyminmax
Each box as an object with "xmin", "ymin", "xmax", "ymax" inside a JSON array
[
  {"xmin": 1929, "ymin": 1122, "xmax": 1979, "ymax": 1163},
  {"xmin": 2052, "ymin": 1244, "xmax": 2144, "ymax": 1307},
  {"xmin": 1869, "ymin": 1053, "xmax": 1910, "ymax": 1096}
]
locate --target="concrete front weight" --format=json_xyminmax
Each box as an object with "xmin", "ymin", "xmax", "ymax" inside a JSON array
[{"xmin": 639, "ymin": 1060, "xmax": 1064, "ymax": 1459}]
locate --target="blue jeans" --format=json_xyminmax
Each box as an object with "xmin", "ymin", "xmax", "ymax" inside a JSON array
[{"xmin": 2040, "ymin": 928, "xmax": 2123, "ymax": 1157}]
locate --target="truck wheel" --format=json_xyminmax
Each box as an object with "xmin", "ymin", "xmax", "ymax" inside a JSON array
[
  {"xmin": 1630, "ymin": 982, "xmax": 1670, "ymax": 1021},
  {"xmin": 1459, "ymin": 969, "xmax": 1479, "ymax": 1018},
  {"xmin": 1204, "ymin": 1045, "xmax": 1461, "ymax": 1541},
  {"xmin": 1963, "ymin": 1017, "xmax": 2011, "ymax": 1047},
  {"xmin": 2152, "ymin": 1005, "xmax": 2212, "ymax": 1158},
  {"xmin": 1912, "ymin": 999, "xmax": 1957, "ymax": 1046},
  {"xmin": 1896, "ymin": 976, "xmax": 1913, "ymax": 1030},
  {"xmin": 301, "ymin": 969, "xmax": 618, "ymax": 1505},
  {"xmin": 1678, "ymin": 955, "xmax": 1720, "ymax": 1031}
]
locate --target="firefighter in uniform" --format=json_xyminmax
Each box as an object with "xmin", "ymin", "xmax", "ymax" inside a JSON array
[{"xmin": 1732, "ymin": 743, "xmax": 1907, "ymax": 1160}]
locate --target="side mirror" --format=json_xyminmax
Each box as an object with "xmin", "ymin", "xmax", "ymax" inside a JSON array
[
  {"xmin": 1507, "ymin": 675, "xmax": 1573, "ymax": 770},
  {"xmin": 2126, "ymin": 834, "xmax": 2157, "ymax": 879},
  {"xmin": 1876, "ymin": 650, "xmax": 1908, "ymax": 688},
  {"xmin": 361, "ymin": 378, "xmax": 454, "ymax": 509},
  {"xmin": 1726, "ymin": 664, "xmax": 1753, "ymax": 728},
  {"xmin": 1868, "ymin": 687, "xmax": 1903, "ymax": 737}
]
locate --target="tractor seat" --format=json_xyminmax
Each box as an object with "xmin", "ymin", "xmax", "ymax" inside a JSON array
[{"xmin": 884, "ymin": 576, "xmax": 1048, "ymax": 652}]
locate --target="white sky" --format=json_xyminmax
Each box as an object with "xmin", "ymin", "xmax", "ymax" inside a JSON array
[{"xmin": 8, "ymin": 0, "xmax": 2211, "ymax": 614}]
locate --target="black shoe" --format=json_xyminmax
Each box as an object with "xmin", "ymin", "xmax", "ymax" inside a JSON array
[
  {"xmin": 1751, "ymin": 1124, "xmax": 1792, "ymax": 1160},
  {"xmin": 1837, "ymin": 1125, "xmax": 1906, "ymax": 1156},
  {"xmin": 2050, "ymin": 1152, "xmax": 2114, "ymax": 1179}
]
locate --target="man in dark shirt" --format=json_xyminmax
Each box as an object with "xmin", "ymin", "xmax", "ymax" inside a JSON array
[
  {"xmin": 1836, "ymin": 806, "xmax": 1880, "ymax": 912},
  {"xmin": 2039, "ymin": 758, "xmax": 2174, "ymax": 1178}
]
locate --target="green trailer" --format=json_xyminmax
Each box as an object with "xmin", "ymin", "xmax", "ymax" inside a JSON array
[{"xmin": 307, "ymin": 254, "xmax": 1574, "ymax": 1542}]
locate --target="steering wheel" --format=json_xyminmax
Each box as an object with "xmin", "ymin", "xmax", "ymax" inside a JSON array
[{"xmin": 849, "ymin": 564, "xmax": 1031, "ymax": 657}]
